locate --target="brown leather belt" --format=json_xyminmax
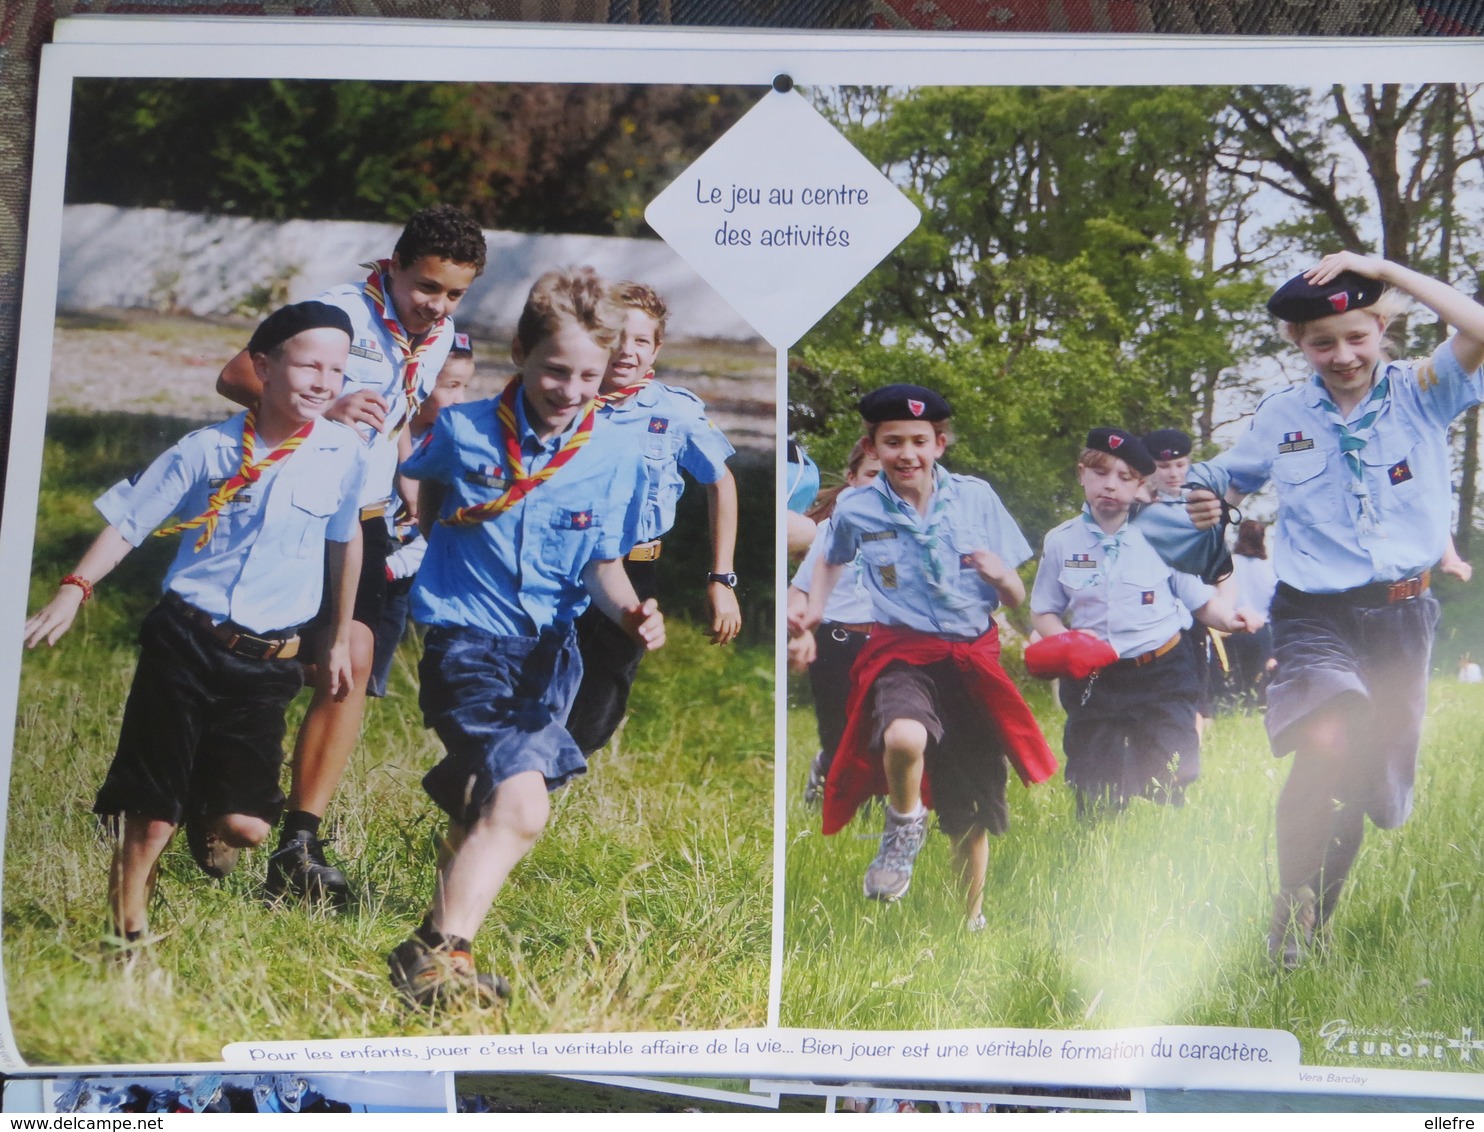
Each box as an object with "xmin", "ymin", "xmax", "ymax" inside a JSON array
[
  {"xmin": 1117, "ymin": 631, "xmax": 1182, "ymax": 669},
  {"xmin": 825, "ymin": 621, "xmax": 875, "ymax": 636},
  {"xmin": 166, "ymin": 593, "xmax": 301, "ymax": 661},
  {"xmin": 626, "ymin": 539, "xmax": 663, "ymax": 562}
]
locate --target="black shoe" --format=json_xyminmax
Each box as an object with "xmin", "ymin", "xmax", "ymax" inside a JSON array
[
  {"xmin": 185, "ymin": 816, "xmax": 239, "ymax": 879},
  {"xmin": 264, "ymin": 830, "xmax": 350, "ymax": 907},
  {"xmin": 387, "ymin": 936, "xmax": 511, "ymax": 1009}
]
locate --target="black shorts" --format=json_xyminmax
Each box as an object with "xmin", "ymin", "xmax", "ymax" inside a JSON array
[
  {"xmin": 1266, "ymin": 586, "xmax": 1438, "ymax": 828},
  {"xmin": 93, "ymin": 598, "xmax": 304, "ymax": 825},
  {"xmin": 565, "ymin": 557, "xmax": 659, "ymax": 755},
  {"xmin": 870, "ymin": 659, "xmax": 1009, "ymax": 838},
  {"xmin": 1057, "ymin": 632, "xmax": 1200, "ymax": 808},
  {"xmin": 302, "ymin": 515, "xmax": 392, "ymax": 663}
]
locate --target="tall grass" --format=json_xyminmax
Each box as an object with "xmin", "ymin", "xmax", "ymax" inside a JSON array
[
  {"xmin": 782, "ymin": 673, "xmax": 1484, "ymax": 1070},
  {"xmin": 4, "ymin": 414, "xmax": 773, "ymax": 1066}
]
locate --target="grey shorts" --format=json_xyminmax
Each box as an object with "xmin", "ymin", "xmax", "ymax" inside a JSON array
[
  {"xmin": 871, "ymin": 660, "xmax": 1010, "ymax": 838},
  {"xmin": 1267, "ymin": 586, "xmax": 1439, "ymax": 829}
]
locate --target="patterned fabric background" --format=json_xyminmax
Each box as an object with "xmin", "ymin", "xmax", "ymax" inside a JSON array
[{"xmin": 0, "ymin": 0, "xmax": 1479, "ymax": 511}]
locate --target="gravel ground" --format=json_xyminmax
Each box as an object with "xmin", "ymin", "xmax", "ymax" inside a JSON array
[{"xmin": 44, "ymin": 309, "xmax": 776, "ymax": 453}]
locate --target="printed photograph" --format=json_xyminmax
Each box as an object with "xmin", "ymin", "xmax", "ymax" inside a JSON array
[
  {"xmin": 2, "ymin": 75, "xmax": 774, "ymax": 1065},
  {"xmin": 782, "ymin": 81, "xmax": 1484, "ymax": 1075}
]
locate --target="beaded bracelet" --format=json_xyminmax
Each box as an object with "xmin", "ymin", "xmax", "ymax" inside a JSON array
[{"xmin": 61, "ymin": 574, "xmax": 94, "ymax": 602}]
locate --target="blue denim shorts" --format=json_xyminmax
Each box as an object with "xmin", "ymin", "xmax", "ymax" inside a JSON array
[{"xmin": 418, "ymin": 624, "xmax": 586, "ymax": 826}]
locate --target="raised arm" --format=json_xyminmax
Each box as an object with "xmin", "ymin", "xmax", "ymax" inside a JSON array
[{"xmin": 1308, "ymin": 252, "xmax": 1484, "ymax": 373}]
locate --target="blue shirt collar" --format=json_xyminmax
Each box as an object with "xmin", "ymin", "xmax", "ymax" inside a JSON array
[{"xmin": 516, "ymin": 387, "xmax": 585, "ymax": 456}]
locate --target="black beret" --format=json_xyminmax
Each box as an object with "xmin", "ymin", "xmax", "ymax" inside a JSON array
[
  {"xmin": 1266, "ymin": 269, "xmax": 1383, "ymax": 323},
  {"xmin": 247, "ymin": 301, "xmax": 354, "ymax": 356},
  {"xmin": 1142, "ymin": 428, "xmax": 1192, "ymax": 462},
  {"xmin": 858, "ymin": 384, "xmax": 951, "ymax": 424},
  {"xmin": 1086, "ymin": 427, "xmax": 1155, "ymax": 476}
]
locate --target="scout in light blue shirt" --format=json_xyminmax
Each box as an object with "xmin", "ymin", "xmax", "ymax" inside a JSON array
[
  {"xmin": 827, "ymin": 463, "xmax": 1033, "ymax": 642},
  {"xmin": 24, "ymin": 302, "xmax": 363, "ymax": 944},
  {"xmin": 96, "ymin": 414, "xmax": 365, "ymax": 633},
  {"xmin": 1183, "ymin": 253, "xmax": 1484, "ymax": 972},
  {"xmin": 1031, "ymin": 428, "xmax": 1250, "ymax": 818},
  {"xmin": 402, "ymin": 387, "xmax": 647, "ymax": 638}
]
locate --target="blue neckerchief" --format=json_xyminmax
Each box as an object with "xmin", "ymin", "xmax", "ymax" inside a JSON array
[
  {"xmin": 1081, "ymin": 505, "xmax": 1125, "ymax": 574},
  {"xmin": 1315, "ymin": 373, "xmax": 1390, "ymax": 535},
  {"xmin": 873, "ymin": 465, "xmax": 973, "ymax": 611}
]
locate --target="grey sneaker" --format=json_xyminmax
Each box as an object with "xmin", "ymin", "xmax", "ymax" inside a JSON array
[
  {"xmin": 803, "ymin": 750, "xmax": 829, "ymax": 806},
  {"xmin": 863, "ymin": 809, "xmax": 927, "ymax": 901},
  {"xmin": 1268, "ymin": 885, "xmax": 1317, "ymax": 971}
]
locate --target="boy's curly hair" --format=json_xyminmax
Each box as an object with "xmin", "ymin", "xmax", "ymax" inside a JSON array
[
  {"xmin": 393, "ymin": 205, "xmax": 488, "ymax": 274},
  {"xmin": 516, "ymin": 267, "xmax": 624, "ymax": 354},
  {"xmin": 610, "ymin": 280, "xmax": 669, "ymax": 345}
]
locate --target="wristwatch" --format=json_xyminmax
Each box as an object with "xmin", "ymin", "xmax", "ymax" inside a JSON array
[{"xmin": 706, "ymin": 571, "xmax": 738, "ymax": 588}]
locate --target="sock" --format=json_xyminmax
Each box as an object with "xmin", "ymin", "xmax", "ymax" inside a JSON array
[
  {"xmin": 886, "ymin": 803, "xmax": 926, "ymax": 823},
  {"xmin": 280, "ymin": 810, "xmax": 321, "ymax": 842}
]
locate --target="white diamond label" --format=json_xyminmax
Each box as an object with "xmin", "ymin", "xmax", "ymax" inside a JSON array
[{"xmin": 645, "ymin": 89, "xmax": 920, "ymax": 349}]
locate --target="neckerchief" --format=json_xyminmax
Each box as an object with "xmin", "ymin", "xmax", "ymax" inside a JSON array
[
  {"xmin": 1316, "ymin": 372, "xmax": 1390, "ymax": 535},
  {"xmin": 1081, "ymin": 505, "xmax": 1125, "ymax": 572},
  {"xmin": 442, "ymin": 376, "xmax": 596, "ymax": 526},
  {"xmin": 595, "ymin": 369, "xmax": 654, "ymax": 408},
  {"xmin": 874, "ymin": 465, "xmax": 972, "ymax": 610},
  {"xmin": 362, "ymin": 259, "xmax": 449, "ymax": 435},
  {"xmin": 153, "ymin": 412, "xmax": 314, "ymax": 550}
]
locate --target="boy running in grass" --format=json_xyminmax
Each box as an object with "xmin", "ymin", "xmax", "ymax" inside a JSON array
[
  {"xmin": 1186, "ymin": 252, "xmax": 1484, "ymax": 968},
  {"xmin": 1030, "ymin": 428, "xmax": 1254, "ymax": 818},
  {"xmin": 790, "ymin": 384, "xmax": 1056, "ymax": 929},
  {"xmin": 217, "ymin": 204, "xmax": 487, "ymax": 906},
  {"xmin": 24, "ymin": 302, "xmax": 364, "ymax": 943},
  {"xmin": 387, "ymin": 267, "xmax": 664, "ymax": 1007},
  {"xmin": 564, "ymin": 281, "xmax": 740, "ymax": 756}
]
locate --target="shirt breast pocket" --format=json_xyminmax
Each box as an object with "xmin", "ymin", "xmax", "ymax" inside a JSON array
[
  {"xmin": 1362, "ymin": 426, "xmax": 1424, "ymax": 509},
  {"xmin": 540, "ymin": 506, "xmax": 605, "ymax": 580},
  {"xmin": 1112, "ymin": 565, "xmax": 1168, "ymax": 620},
  {"xmin": 1057, "ymin": 565, "xmax": 1103, "ymax": 594},
  {"xmin": 1271, "ymin": 449, "xmax": 1334, "ymax": 527},
  {"xmin": 287, "ymin": 479, "xmax": 340, "ymax": 558}
]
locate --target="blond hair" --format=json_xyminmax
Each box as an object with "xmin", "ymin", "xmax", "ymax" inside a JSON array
[{"xmin": 515, "ymin": 267, "xmax": 624, "ymax": 354}]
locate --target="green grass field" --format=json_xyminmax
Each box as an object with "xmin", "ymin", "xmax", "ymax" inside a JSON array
[
  {"xmin": 3, "ymin": 412, "xmax": 773, "ymax": 1066},
  {"xmin": 781, "ymin": 664, "xmax": 1484, "ymax": 1072}
]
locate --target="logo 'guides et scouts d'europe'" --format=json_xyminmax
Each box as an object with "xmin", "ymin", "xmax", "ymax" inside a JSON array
[
  {"xmin": 1330, "ymin": 291, "xmax": 1350, "ymax": 313},
  {"xmin": 1320, "ymin": 1020, "xmax": 1484, "ymax": 1065},
  {"xmin": 1279, "ymin": 431, "xmax": 1316, "ymax": 454},
  {"xmin": 908, "ymin": 398, "xmax": 925, "ymax": 417},
  {"xmin": 1109, "ymin": 434, "xmax": 1125, "ymax": 449}
]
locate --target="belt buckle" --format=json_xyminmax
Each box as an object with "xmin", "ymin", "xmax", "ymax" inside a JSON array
[
  {"xmin": 1387, "ymin": 578, "xmax": 1421, "ymax": 603},
  {"xmin": 227, "ymin": 632, "xmax": 279, "ymax": 661}
]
